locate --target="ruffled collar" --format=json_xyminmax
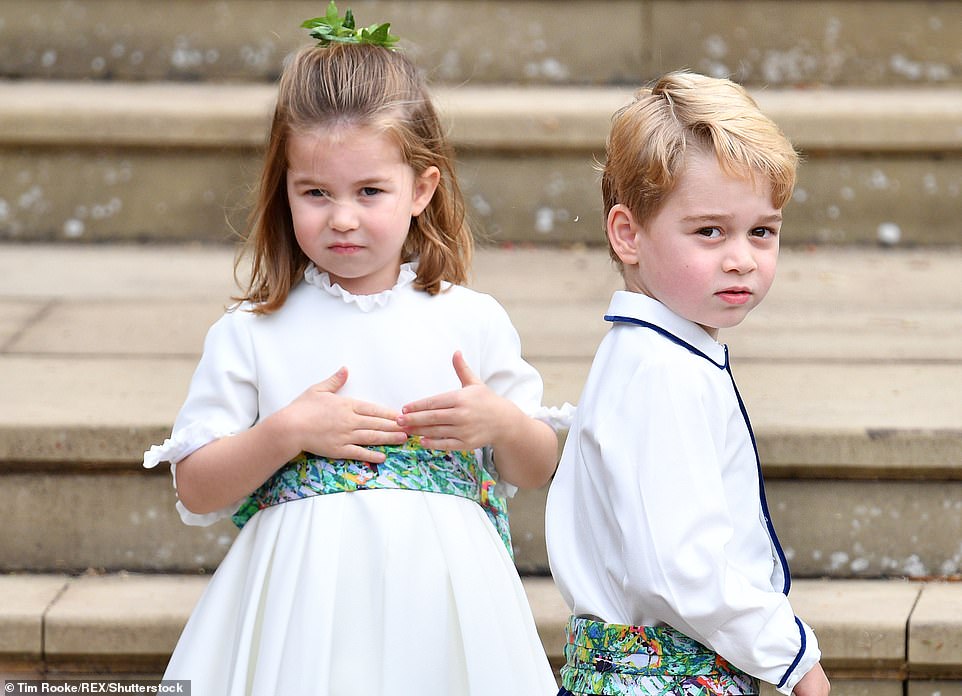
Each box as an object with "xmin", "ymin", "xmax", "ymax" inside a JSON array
[{"xmin": 302, "ymin": 262, "xmax": 418, "ymax": 312}]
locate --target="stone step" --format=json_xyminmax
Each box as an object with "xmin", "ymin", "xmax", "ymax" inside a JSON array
[
  {"xmin": 1, "ymin": 0, "xmax": 960, "ymax": 88},
  {"xmin": 1, "ymin": 81, "xmax": 961, "ymax": 246},
  {"xmin": 8, "ymin": 456, "xmax": 962, "ymax": 578},
  {"xmin": 0, "ymin": 244, "xmax": 960, "ymax": 576},
  {"xmin": 0, "ymin": 573, "xmax": 958, "ymax": 696}
]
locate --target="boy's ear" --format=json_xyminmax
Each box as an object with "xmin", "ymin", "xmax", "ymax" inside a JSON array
[
  {"xmin": 411, "ymin": 165, "xmax": 441, "ymax": 216},
  {"xmin": 607, "ymin": 204, "xmax": 641, "ymax": 265}
]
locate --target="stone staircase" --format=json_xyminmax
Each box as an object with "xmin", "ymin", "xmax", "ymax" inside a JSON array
[{"xmin": 1, "ymin": 1, "xmax": 961, "ymax": 693}]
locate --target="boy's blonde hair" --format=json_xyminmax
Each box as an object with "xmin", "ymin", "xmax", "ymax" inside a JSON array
[
  {"xmin": 602, "ymin": 71, "xmax": 798, "ymax": 265},
  {"xmin": 237, "ymin": 43, "xmax": 472, "ymax": 313}
]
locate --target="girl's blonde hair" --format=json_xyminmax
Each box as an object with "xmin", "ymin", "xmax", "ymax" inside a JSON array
[
  {"xmin": 601, "ymin": 71, "xmax": 799, "ymax": 265},
  {"xmin": 236, "ymin": 43, "xmax": 472, "ymax": 313}
]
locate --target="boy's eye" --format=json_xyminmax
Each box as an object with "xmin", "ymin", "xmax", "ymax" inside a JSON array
[
  {"xmin": 697, "ymin": 227, "xmax": 722, "ymax": 239},
  {"xmin": 751, "ymin": 227, "xmax": 777, "ymax": 238}
]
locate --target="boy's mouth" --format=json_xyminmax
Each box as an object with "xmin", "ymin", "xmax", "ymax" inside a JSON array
[{"xmin": 716, "ymin": 288, "xmax": 752, "ymax": 305}]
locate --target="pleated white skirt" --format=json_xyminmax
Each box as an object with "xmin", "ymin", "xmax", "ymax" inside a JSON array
[{"xmin": 163, "ymin": 489, "xmax": 557, "ymax": 695}]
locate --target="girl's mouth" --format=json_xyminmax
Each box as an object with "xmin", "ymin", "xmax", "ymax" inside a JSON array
[{"xmin": 329, "ymin": 244, "xmax": 362, "ymax": 254}]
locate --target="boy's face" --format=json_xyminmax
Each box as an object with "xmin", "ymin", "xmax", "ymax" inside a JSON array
[{"xmin": 609, "ymin": 149, "xmax": 781, "ymax": 338}]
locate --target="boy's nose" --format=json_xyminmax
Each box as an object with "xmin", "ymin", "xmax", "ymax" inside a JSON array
[{"xmin": 722, "ymin": 240, "xmax": 758, "ymax": 274}]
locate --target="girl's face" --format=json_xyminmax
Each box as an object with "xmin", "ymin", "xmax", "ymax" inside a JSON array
[
  {"xmin": 608, "ymin": 149, "xmax": 780, "ymax": 338},
  {"xmin": 286, "ymin": 124, "xmax": 439, "ymax": 295}
]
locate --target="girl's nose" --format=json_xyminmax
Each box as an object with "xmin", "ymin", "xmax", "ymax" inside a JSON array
[{"xmin": 330, "ymin": 202, "xmax": 359, "ymax": 232}]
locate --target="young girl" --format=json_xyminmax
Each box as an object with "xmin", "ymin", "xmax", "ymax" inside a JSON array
[
  {"xmin": 143, "ymin": 9, "xmax": 559, "ymax": 694},
  {"xmin": 545, "ymin": 72, "xmax": 831, "ymax": 696}
]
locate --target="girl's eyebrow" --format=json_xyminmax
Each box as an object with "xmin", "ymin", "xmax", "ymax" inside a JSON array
[
  {"xmin": 288, "ymin": 173, "xmax": 391, "ymax": 188},
  {"xmin": 288, "ymin": 173, "xmax": 320, "ymax": 187}
]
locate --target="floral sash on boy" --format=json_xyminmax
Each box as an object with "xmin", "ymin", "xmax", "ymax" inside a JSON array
[{"xmin": 561, "ymin": 616, "xmax": 758, "ymax": 696}]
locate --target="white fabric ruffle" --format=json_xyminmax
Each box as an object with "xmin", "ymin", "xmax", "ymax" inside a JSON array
[
  {"xmin": 303, "ymin": 262, "xmax": 418, "ymax": 312},
  {"xmin": 143, "ymin": 420, "xmax": 234, "ymax": 469},
  {"xmin": 532, "ymin": 402, "xmax": 576, "ymax": 432},
  {"xmin": 143, "ymin": 421, "xmax": 242, "ymax": 525}
]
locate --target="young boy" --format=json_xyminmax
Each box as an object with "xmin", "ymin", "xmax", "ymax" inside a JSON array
[{"xmin": 545, "ymin": 72, "xmax": 830, "ymax": 696}]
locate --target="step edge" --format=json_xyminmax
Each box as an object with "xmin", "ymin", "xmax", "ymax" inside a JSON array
[{"xmin": 1, "ymin": 82, "xmax": 961, "ymax": 151}]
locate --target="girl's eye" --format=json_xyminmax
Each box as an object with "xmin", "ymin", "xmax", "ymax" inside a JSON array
[
  {"xmin": 361, "ymin": 187, "xmax": 382, "ymax": 197},
  {"xmin": 307, "ymin": 189, "xmax": 327, "ymax": 198},
  {"xmin": 697, "ymin": 227, "xmax": 723, "ymax": 239}
]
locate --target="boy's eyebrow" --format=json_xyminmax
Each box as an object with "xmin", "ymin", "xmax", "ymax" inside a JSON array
[{"xmin": 682, "ymin": 212, "xmax": 783, "ymax": 224}]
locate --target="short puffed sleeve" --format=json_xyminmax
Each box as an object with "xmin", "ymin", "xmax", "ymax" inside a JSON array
[
  {"xmin": 474, "ymin": 293, "xmax": 574, "ymax": 431},
  {"xmin": 142, "ymin": 307, "xmax": 258, "ymax": 526}
]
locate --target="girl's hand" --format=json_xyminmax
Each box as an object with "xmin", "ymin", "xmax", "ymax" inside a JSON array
[
  {"xmin": 398, "ymin": 351, "xmax": 558, "ymax": 489},
  {"xmin": 278, "ymin": 367, "xmax": 408, "ymax": 463},
  {"xmin": 174, "ymin": 367, "xmax": 406, "ymax": 515},
  {"xmin": 397, "ymin": 351, "xmax": 520, "ymax": 452}
]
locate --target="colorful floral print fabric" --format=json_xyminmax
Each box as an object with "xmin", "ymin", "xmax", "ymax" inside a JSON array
[
  {"xmin": 232, "ymin": 436, "xmax": 513, "ymax": 556},
  {"xmin": 561, "ymin": 616, "xmax": 758, "ymax": 696}
]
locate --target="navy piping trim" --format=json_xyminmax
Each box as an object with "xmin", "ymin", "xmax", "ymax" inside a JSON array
[
  {"xmin": 604, "ymin": 315, "xmax": 728, "ymax": 369},
  {"xmin": 778, "ymin": 617, "xmax": 807, "ymax": 689},
  {"xmin": 727, "ymin": 363, "xmax": 792, "ymax": 596}
]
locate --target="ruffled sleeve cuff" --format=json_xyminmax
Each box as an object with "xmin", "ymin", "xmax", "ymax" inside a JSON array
[
  {"xmin": 172, "ymin": 489, "xmax": 242, "ymax": 527},
  {"xmin": 143, "ymin": 421, "xmax": 234, "ymax": 469},
  {"xmin": 143, "ymin": 422, "xmax": 242, "ymax": 526},
  {"xmin": 531, "ymin": 402, "xmax": 576, "ymax": 432}
]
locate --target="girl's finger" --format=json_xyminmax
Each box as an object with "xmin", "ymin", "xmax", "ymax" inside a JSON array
[
  {"xmin": 401, "ymin": 423, "xmax": 445, "ymax": 437},
  {"xmin": 397, "ymin": 410, "xmax": 458, "ymax": 429},
  {"xmin": 401, "ymin": 392, "xmax": 458, "ymax": 415},
  {"xmin": 352, "ymin": 400, "xmax": 401, "ymax": 420},
  {"xmin": 311, "ymin": 367, "xmax": 349, "ymax": 393},
  {"xmin": 337, "ymin": 445, "xmax": 388, "ymax": 464},
  {"xmin": 452, "ymin": 351, "xmax": 482, "ymax": 387},
  {"xmin": 353, "ymin": 429, "xmax": 409, "ymax": 446},
  {"xmin": 355, "ymin": 414, "xmax": 406, "ymax": 432}
]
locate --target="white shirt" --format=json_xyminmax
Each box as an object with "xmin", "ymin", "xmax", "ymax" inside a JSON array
[{"xmin": 545, "ymin": 291, "xmax": 820, "ymax": 694}]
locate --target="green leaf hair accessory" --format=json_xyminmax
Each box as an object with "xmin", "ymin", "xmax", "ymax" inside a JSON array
[{"xmin": 301, "ymin": 1, "xmax": 400, "ymax": 49}]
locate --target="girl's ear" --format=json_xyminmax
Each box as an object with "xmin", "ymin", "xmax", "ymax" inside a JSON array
[
  {"xmin": 607, "ymin": 204, "xmax": 642, "ymax": 265},
  {"xmin": 411, "ymin": 166, "xmax": 441, "ymax": 216}
]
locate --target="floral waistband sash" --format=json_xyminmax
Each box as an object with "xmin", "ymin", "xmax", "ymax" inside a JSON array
[
  {"xmin": 231, "ymin": 437, "xmax": 512, "ymax": 556},
  {"xmin": 561, "ymin": 615, "xmax": 758, "ymax": 696}
]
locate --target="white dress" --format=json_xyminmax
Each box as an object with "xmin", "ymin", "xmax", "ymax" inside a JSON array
[{"xmin": 144, "ymin": 263, "xmax": 558, "ymax": 695}]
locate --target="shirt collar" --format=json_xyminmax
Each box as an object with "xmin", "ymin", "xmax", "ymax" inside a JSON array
[{"xmin": 604, "ymin": 291, "xmax": 728, "ymax": 368}]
